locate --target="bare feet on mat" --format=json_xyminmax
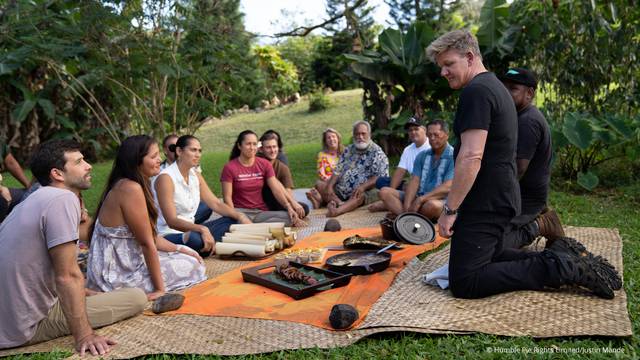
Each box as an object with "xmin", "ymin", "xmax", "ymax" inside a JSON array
[
  {"xmin": 367, "ymin": 200, "xmax": 386, "ymax": 212},
  {"xmin": 327, "ymin": 201, "xmax": 340, "ymax": 217},
  {"xmin": 305, "ymin": 189, "xmax": 322, "ymax": 209}
]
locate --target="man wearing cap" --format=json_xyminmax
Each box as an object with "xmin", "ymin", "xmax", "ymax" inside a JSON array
[
  {"xmin": 500, "ymin": 67, "xmax": 559, "ymax": 249},
  {"xmin": 378, "ymin": 119, "xmax": 454, "ymax": 220},
  {"xmin": 368, "ymin": 116, "xmax": 430, "ymax": 212}
]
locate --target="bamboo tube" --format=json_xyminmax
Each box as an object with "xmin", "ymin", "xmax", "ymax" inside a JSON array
[
  {"xmin": 222, "ymin": 232, "xmax": 269, "ymax": 241},
  {"xmin": 221, "ymin": 236, "xmax": 267, "ymax": 246},
  {"xmin": 216, "ymin": 242, "xmax": 266, "ymax": 257},
  {"xmin": 230, "ymin": 222, "xmax": 285, "ymax": 232}
]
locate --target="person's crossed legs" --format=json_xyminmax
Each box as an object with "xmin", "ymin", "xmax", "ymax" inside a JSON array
[
  {"xmin": 378, "ymin": 187, "xmax": 404, "ymax": 215},
  {"xmin": 378, "ymin": 187, "xmax": 444, "ymax": 220}
]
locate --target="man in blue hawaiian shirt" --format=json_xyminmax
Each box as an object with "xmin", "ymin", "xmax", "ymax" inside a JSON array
[{"xmin": 379, "ymin": 119, "xmax": 454, "ymax": 220}]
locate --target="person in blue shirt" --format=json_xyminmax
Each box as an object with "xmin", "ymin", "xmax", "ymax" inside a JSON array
[{"xmin": 379, "ymin": 119, "xmax": 454, "ymax": 220}]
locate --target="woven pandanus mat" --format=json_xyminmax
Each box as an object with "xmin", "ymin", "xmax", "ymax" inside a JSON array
[
  {"xmin": 358, "ymin": 226, "xmax": 630, "ymax": 337},
  {"xmin": 296, "ymin": 207, "xmax": 386, "ymax": 239},
  {"xmin": 0, "ymin": 226, "xmax": 630, "ymax": 358},
  {"xmin": 199, "ymin": 206, "xmax": 385, "ymax": 278}
]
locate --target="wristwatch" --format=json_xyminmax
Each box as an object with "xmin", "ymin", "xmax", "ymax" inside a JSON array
[{"xmin": 443, "ymin": 203, "xmax": 458, "ymax": 216}]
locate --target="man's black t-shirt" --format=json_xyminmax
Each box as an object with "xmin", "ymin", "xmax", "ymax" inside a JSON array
[
  {"xmin": 453, "ymin": 72, "xmax": 520, "ymax": 216},
  {"xmin": 517, "ymin": 105, "xmax": 551, "ymax": 214}
]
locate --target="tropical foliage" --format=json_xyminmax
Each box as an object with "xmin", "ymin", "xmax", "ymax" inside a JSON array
[
  {"xmin": 345, "ymin": 0, "xmax": 640, "ymax": 189},
  {"xmin": 505, "ymin": 0, "xmax": 640, "ymax": 189},
  {"xmin": 0, "ymin": 0, "xmax": 280, "ymax": 161},
  {"xmin": 2, "ymin": 0, "xmax": 638, "ymax": 190},
  {"xmin": 277, "ymin": 36, "xmax": 327, "ymax": 95},
  {"xmin": 308, "ymin": 88, "xmax": 332, "ymax": 113},
  {"xmin": 254, "ymin": 45, "xmax": 300, "ymax": 102},
  {"xmin": 345, "ymin": 22, "xmax": 453, "ymax": 153}
]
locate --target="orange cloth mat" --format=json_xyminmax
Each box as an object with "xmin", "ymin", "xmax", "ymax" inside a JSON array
[{"xmin": 164, "ymin": 227, "xmax": 447, "ymax": 330}]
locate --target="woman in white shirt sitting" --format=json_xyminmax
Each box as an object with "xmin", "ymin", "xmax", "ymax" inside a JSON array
[{"xmin": 154, "ymin": 135, "xmax": 250, "ymax": 256}]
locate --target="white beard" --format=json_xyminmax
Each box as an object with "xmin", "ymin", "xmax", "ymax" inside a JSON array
[{"xmin": 354, "ymin": 140, "xmax": 371, "ymax": 151}]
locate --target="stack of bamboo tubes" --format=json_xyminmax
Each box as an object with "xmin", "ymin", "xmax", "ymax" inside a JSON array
[{"xmin": 216, "ymin": 222, "xmax": 297, "ymax": 257}]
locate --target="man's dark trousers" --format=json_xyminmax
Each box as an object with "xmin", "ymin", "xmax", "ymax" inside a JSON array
[{"xmin": 448, "ymin": 210, "xmax": 560, "ymax": 299}]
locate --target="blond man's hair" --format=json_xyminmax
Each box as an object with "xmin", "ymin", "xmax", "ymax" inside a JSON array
[{"xmin": 426, "ymin": 30, "xmax": 482, "ymax": 63}]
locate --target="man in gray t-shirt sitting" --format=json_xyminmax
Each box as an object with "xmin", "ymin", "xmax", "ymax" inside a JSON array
[{"xmin": 0, "ymin": 140, "xmax": 146, "ymax": 355}]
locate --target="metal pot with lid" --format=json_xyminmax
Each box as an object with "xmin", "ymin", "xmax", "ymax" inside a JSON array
[{"xmin": 381, "ymin": 212, "xmax": 436, "ymax": 244}]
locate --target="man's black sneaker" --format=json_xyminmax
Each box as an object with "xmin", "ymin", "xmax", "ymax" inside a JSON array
[
  {"xmin": 546, "ymin": 249, "xmax": 614, "ymax": 299},
  {"xmin": 547, "ymin": 237, "xmax": 622, "ymax": 290}
]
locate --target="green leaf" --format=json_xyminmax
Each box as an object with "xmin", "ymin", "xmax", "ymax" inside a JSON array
[
  {"xmin": 602, "ymin": 113, "xmax": 632, "ymax": 139},
  {"xmin": 10, "ymin": 80, "xmax": 36, "ymax": 101},
  {"xmin": 592, "ymin": 129, "xmax": 616, "ymax": 145},
  {"xmin": 551, "ymin": 128, "xmax": 569, "ymax": 149},
  {"xmin": 157, "ymin": 64, "xmax": 177, "ymax": 78},
  {"xmin": 11, "ymin": 100, "xmax": 36, "ymax": 124},
  {"xmin": 627, "ymin": 146, "xmax": 640, "ymax": 160},
  {"xmin": 350, "ymin": 63, "xmax": 394, "ymax": 84},
  {"xmin": 577, "ymin": 171, "xmax": 599, "ymax": 191},
  {"xmin": 343, "ymin": 53, "xmax": 376, "ymax": 63},
  {"xmin": 390, "ymin": 110, "xmax": 414, "ymax": 128},
  {"xmin": 37, "ymin": 99, "xmax": 56, "ymax": 120},
  {"xmin": 56, "ymin": 115, "xmax": 76, "ymax": 130},
  {"xmin": 378, "ymin": 28, "xmax": 403, "ymax": 59},
  {"xmin": 51, "ymin": 130, "xmax": 74, "ymax": 140},
  {"xmin": 0, "ymin": 63, "xmax": 19, "ymax": 76},
  {"xmin": 477, "ymin": 0, "xmax": 509, "ymax": 52},
  {"xmin": 562, "ymin": 112, "xmax": 593, "ymax": 150}
]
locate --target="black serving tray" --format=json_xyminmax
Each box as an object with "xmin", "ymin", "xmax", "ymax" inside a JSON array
[{"xmin": 241, "ymin": 261, "xmax": 352, "ymax": 300}]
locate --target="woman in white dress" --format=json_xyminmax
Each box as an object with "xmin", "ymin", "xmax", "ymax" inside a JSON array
[{"xmin": 86, "ymin": 135, "xmax": 206, "ymax": 300}]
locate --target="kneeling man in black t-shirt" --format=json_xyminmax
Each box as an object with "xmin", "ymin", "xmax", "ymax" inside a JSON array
[
  {"xmin": 426, "ymin": 30, "xmax": 620, "ymax": 299},
  {"xmin": 500, "ymin": 67, "xmax": 564, "ymax": 248}
]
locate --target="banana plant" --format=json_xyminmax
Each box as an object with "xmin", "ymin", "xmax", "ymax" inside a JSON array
[
  {"xmin": 477, "ymin": 0, "xmax": 522, "ymax": 73},
  {"xmin": 343, "ymin": 21, "xmax": 452, "ymax": 154}
]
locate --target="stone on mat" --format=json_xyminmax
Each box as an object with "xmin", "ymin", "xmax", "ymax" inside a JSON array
[
  {"xmin": 152, "ymin": 293, "xmax": 185, "ymax": 314},
  {"xmin": 324, "ymin": 219, "xmax": 342, "ymax": 232},
  {"xmin": 329, "ymin": 304, "xmax": 359, "ymax": 329}
]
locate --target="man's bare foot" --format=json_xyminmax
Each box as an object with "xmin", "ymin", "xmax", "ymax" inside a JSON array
[
  {"xmin": 327, "ymin": 201, "xmax": 340, "ymax": 217},
  {"xmin": 367, "ymin": 200, "xmax": 386, "ymax": 212},
  {"xmin": 305, "ymin": 189, "xmax": 322, "ymax": 209}
]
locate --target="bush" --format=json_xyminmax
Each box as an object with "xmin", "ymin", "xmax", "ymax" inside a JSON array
[
  {"xmin": 308, "ymin": 89, "xmax": 331, "ymax": 112},
  {"xmin": 549, "ymin": 111, "xmax": 640, "ymax": 191}
]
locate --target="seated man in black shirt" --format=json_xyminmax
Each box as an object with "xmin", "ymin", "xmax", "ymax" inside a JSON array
[
  {"xmin": 500, "ymin": 67, "xmax": 563, "ymax": 248},
  {"xmin": 427, "ymin": 30, "xmax": 620, "ymax": 299}
]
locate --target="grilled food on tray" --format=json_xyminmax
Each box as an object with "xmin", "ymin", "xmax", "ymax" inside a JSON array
[
  {"xmin": 275, "ymin": 263, "xmax": 318, "ymax": 285},
  {"xmin": 343, "ymin": 235, "xmax": 397, "ymax": 249}
]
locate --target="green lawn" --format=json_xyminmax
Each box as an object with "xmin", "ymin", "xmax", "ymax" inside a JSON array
[{"xmin": 3, "ymin": 90, "xmax": 638, "ymax": 359}]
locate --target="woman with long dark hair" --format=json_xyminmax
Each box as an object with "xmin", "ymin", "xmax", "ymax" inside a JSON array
[
  {"xmin": 154, "ymin": 135, "xmax": 250, "ymax": 256},
  {"xmin": 221, "ymin": 130, "xmax": 304, "ymax": 226},
  {"xmin": 86, "ymin": 135, "xmax": 206, "ymax": 300}
]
